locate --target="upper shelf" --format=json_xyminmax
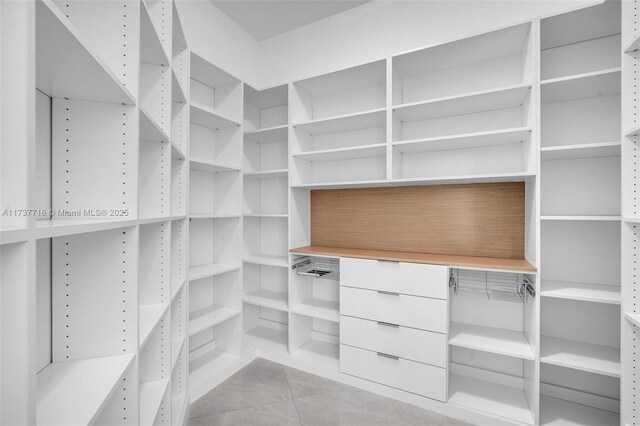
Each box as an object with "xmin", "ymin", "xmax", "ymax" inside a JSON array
[
  {"xmin": 393, "ymin": 127, "xmax": 531, "ymax": 153},
  {"xmin": 244, "ymin": 125, "xmax": 288, "ymax": 143},
  {"xmin": 293, "ymin": 108, "xmax": 386, "ymax": 135},
  {"xmin": 140, "ymin": 0, "xmax": 170, "ymax": 66},
  {"xmin": 393, "ymin": 84, "xmax": 532, "ymax": 122},
  {"xmin": 541, "ymin": 68, "xmax": 621, "ymax": 104},
  {"xmin": 36, "ymin": 0, "xmax": 135, "ymax": 105},
  {"xmin": 190, "ymin": 102, "xmax": 241, "ymax": 130},
  {"xmin": 290, "ymin": 246, "xmax": 536, "ymax": 273}
]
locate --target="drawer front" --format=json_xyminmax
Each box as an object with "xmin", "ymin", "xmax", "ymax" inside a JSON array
[
  {"xmin": 340, "ymin": 257, "xmax": 448, "ymax": 299},
  {"xmin": 340, "ymin": 316, "xmax": 447, "ymax": 368},
  {"xmin": 340, "ymin": 344, "xmax": 447, "ymax": 401},
  {"xmin": 340, "ymin": 286, "xmax": 447, "ymax": 333}
]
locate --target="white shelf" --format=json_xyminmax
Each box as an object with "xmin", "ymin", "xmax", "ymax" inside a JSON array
[
  {"xmin": 541, "ymin": 280, "xmax": 621, "ymax": 305},
  {"xmin": 449, "ymin": 322, "xmax": 535, "ymax": 360},
  {"xmin": 243, "ymin": 289, "xmax": 288, "ymax": 311},
  {"xmin": 243, "ymin": 254, "xmax": 289, "ymax": 268},
  {"xmin": 624, "ymin": 34, "xmax": 640, "ymax": 53},
  {"xmin": 541, "ymin": 216, "xmax": 621, "ymax": 222},
  {"xmin": 171, "ymin": 142, "xmax": 186, "ymax": 160},
  {"xmin": 293, "ymin": 108, "xmax": 386, "ymax": 135},
  {"xmin": 293, "ymin": 340, "xmax": 340, "ymax": 370},
  {"xmin": 244, "ymin": 169, "xmax": 288, "ymax": 179},
  {"xmin": 139, "ymin": 303, "xmax": 169, "ymax": 349},
  {"xmin": 448, "ymin": 373, "xmax": 534, "ymax": 425},
  {"xmin": 394, "ymin": 127, "xmax": 531, "ymax": 153},
  {"xmin": 0, "ymin": 227, "xmax": 29, "ymax": 245},
  {"xmin": 624, "ymin": 216, "xmax": 640, "ymax": 224},
  {"xmin": 625, "ymin": 122, "xmax": 640, "ymax": 137},
  {"xmin": 189, "ymin": 213, "xmax": 242, "ymax": 219},
  {"xmin": 540, "ymin": 335, "xmax": 620, "ymax": 378},
  {"xmin": 540, "ymin": 395, "xmax": 619, "ymax": 426},
  {"xmin": 140, "ymin": 107, "xmax": 170, "ymax": 142},
  {"xmin": 188, "ymin": 263, "xmax": 240, "ymax": 281},
  {"xmin": 293, "ymin": 144, "xmax": 387, "ymax": 162},
  {"xmin": 625, "ymin": 312, "xmax": 640, "ymax": 327},
  {"xmin": 36, "ymin": 0, "xmax": 135, "ymax": 104},
  {"xmin": 541, "ymin": 141, "xmax": 621, "ymax": 161},
  {"xmin": 37, "ymin": 354, "xmax": 135, "ymax": 426},
  {"xmin": 139, "ymin": 379, "xmax": 169, "ymax": 426},
  {"xmin": 172, "ymin": 71, "xmax": 187, "ymax": 104},
  {"xmin": 393, "ymin": 84, "xmax": 532, "ymax": 122},
  {"xmin": 172, "ymin": 336, "xmax": 186, "ymax": 372},
  {"xmin": 541, "ymin": 68, "xmax": 621, "ymax": 104},
  {"xmin": 189, "ymin": 158, "xmax": 240, "ymax": 173},
  {"xmin": 190, "ymin": 102, "xmax": 240, "ymax": 130},
  {"xmin": 189, "ymin": 306, "xmax": 240, "ymax": 336},
  {"xmin": 244, "ymin": 125, "xmax": 288, "ymax": 143},
  {"xmin": 244, "ymin": 326, "xmax": 289, "ymax": 354},
  {"xmin": 243, "ymin": 213, "xmax": 288, "ymax": 218},
  {"xmin": 291, "ymin": 299, "xmax": 340, "ymax": 323}
]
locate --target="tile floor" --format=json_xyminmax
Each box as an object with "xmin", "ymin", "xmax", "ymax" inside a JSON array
[{"xmin": 188, "ymin": 358, "xmax": 471, "ymax": 426}]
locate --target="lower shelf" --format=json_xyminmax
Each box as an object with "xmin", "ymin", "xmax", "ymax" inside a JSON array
[
  {"xmin": 139, "ymin": 303, "xmax": 169, "ymax": 348},
  {"xmin": 243, "ymin": 289, "xmax": 288, "ymax": 312},
  {"xmin": 540, "ymin": 280, "xmax": 620, "ymax": 305},
  {"xmin": 625, "ymin": 312, "xmax": 640, "ymax": 327},
  {"xmin": 189, "ymin": 348, "xmax": 239, "ymax": 387},
  {"xmin": 293, "ymin": 340, "xmax": 339, "ymax": 370},
  {"xmin": 189, "ymin": 306, "xmax": 240, "ymax": 336},
  {"xmin": 448, "ymin": 374, "xmax": 534, "ymax": 425},
  {"xmin": 540, "ymin": 336, "xmax": 620, "ymax": 378},
  {"xmin": 449, "ymin": 322, "xmax": 534, "ymax": 360},
  {"xmin": 139, "ymin": 379, "xmax": 169, "ymax": 425},
  {"xmin": 291, "ymin": 299, "xmax": 339, "ymax": 323},
  {"xmin": 37, "ymin": 353, "xmax": 135, "ymax": 426},
  {"xmin": 244, "ymin": 325, "xmax": 288, "ymax": 354},
  {"xmin": 540, "ymin": 395, "xmax": 619, "ymax": 426}
]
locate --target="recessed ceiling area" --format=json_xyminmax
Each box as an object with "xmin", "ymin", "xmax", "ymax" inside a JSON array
[{"xmin": 210, "ymin": 0, "xmax": 372, "ymax": 41}]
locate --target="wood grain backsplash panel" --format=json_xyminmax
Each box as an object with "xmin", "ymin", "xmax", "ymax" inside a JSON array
[{"xmin": 310, "ymin": 183, "xmax": 525, "ymax": 259}]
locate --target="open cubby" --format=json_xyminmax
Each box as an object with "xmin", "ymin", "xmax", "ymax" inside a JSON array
[
  {"xmin": 189, "ymin": 269, "xmax": 241, "ymax": 337},
  {"xmin": 292, "ymin": 152, "xmax": 386, "ymax": 187},
  {"xmin": 244, "ymin": 84, "xmax": 288, "ymax": 131},
  {"xmin": 139, "ymin": 139, "xmax": 171, "ymax": 219},
  {"xmin": 244, "ymin": 175, "xmax": 288, "ymax": 215},
  {"xmin": 290, "ymin": 260, "xmax": 339, "ymax": 324},
  {"xmin": 189, "ymin": 217, "xmax": 241, "ymax": 270},
  {"xmin": 243, "ymin": 304, "xmax": 289, "ymax": 354},
  {"xmin": 189, "ymin": 169, "xmax": 241, "ymax": 216},
  {"xmin": 190, "ymin": 52, "xmax": 242, "ymax": 124},
  {"xmin": 291, "ymin": 60, "xmax": 386, "ymax": 123},
  {"xmin": 140, "ymin": 62, "xmax": 171, "ymax": 139},
  {"xmin": 243, "ymin": 263, "xmax": 288, "ymax": 312},
  {"xmin": 190, "ymin": 122, "xmax": 241, "ymax": 169},
  {"xmin": 540, "ymin": 1, "xmax": 621, "ymax": 81},
  {"xmin": 139, "ymin": 312, "xmax": 171, "ymax": 426},
  {"xmin": 392, "ymin": 23, "xmax": 533, "ymax": 106},
  {"xmin": 244, "ymin": 130, "xmax": 288, "ymax": 173},
  {"xmin": 139, "ymin": 221, "xmax": 170, "ymax": 310},
  {"xmin": 290, "ymin": 313, "xmax": 339, "ymax": 369},
  {"xmin": 171, "ymin": 219, "xmax": 187, "ymax": 299},
  {"xmin": 243, "ymin": 216, "xmax": 288, "ymax": 267},
  {"xmin": 541, "ymin": 156, "xmax": 621, "ymax": 217}
]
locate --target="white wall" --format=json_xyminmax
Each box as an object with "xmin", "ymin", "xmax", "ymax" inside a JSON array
[
  {"xmin": 177, "ymin": 0, "xmax": 599, "ymax": 89},
  {"xmin": 176, "ymin": 0, "xmax": 259, "ymax": 85}
]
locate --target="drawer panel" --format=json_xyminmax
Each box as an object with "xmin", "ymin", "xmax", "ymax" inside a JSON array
[
  {"xmin": 340, "ymin": 344, "xmax": 447, "ymax": 401},
  {"xmin": 340, "ymin": 286, "xmax": 447, "ymax": 333},
  {"xmin": 340, "ymin": 257, "xmax": 448, "ymax": 299},
  {"xmin": 340, "ymin": 315, "xmax": 446, "ymax": 368}
]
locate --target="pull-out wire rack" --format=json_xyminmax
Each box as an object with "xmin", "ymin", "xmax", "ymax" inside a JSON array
[
  {"xmin": 292, "ymin": 256, "xmax": 339, "ymax": 280},
  {"xmin": 449, "ymin": 269, "xmax": 535, "ymax": 303}
]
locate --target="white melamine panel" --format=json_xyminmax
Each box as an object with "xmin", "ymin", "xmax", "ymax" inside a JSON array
[
  {"xmin": 190, "ymin": 123, "xmax": 241, "ymax": 168},
  {"xmin": 289, "ymin": 314, "xmax": 339, "ymax": 368},
  {"xmin": 139, "ymin": 140, "xmax": 170, "ymax": 219},
  {"xmin": 171, "ymin": 101, "xmax": 188, "ymax": 156},
  {"xmin": 189, "ymin": 170, "xmax": 240, "ymax": 216},
  {"xmin": 36, "ymin": 240, "xmax": 52, "ymax": 373},
  {"xmin": 140, "ymin": 63, "xmax": 171, "ymax": 137},
  {"xmin": 449, "ymin": 322, "xmax": 534, "ymax": 360},
  {"xmin": 340, "ymin": 316, "xmax": 447, "ymax": 368},
  {"xmin": 290, "ymin": 270, "xmax": 339, "ymax": 323},
  {"xmin": 451, "ymin": 292, "xmax": 525, "ymax": 332},
  {"xmin": 541, "ymin": 156, "xmax": 620, "ymax": 216},
  {"xmin": 171, "ymin": 158, "xmax": 187, "ymax": 216},
  {"xmin": 52, "ymin": 228, "xmax": 137, "ymax": 361},
  {"xmin": 51, "ymin": 99, "xmax": 137, "ymax": 217},
  {"xmin": 341, "ymin": 286, "xmax": 446, "ymax": 333},
  {"xmin": 243, "ymin": 216, "xmax": 288, "ymax": 260},
  {"xmin": 541, "ymin": 221, "xmax": 620, "ymax": 287},
  {"xmin": 140, "ymin": 313, "xmax": 170, "ymax": 383},
  {"xmin": 139, "ymin": 222, "xmax": 170, "ymax": 307},
  {"xmin": 171, "ymin": 219, "xmax": 187, "ymax": 298},
  {"xmin": 243, "ymin": 176, "xmax": 287, "ymax": 215},
  {"xmin": 244, "ymin": 139, "xmax": 287, "ymax": 173},
  {"xmin": 539, "ymin": 395, "xmax": 619, "ymax": 426},
  {"xmin": 340, "ymin": 344, "xmax": 447, "ymax": 401},
  {"xmin": 190, "ymin": 78, "xmax": 242, "ymax": 124},
  {"xmin": 243, "ymin": 263, "xmax": 288, "ymax": 311},
  {"xmin": 244, "ymin": 84, "xmax": 288, "ymax": 131},
  {"xmin": 36, "ymin": 90, "xmax": 52, "ymax": 218},
  {"xmin": 292, "ymin": 155, "xmax": 386, "ymax": 186},
  {"xmin": 340, "ymin": 258, "xmax": 448, "ymax": 299},
  {"xmin": 541, "ymin": 298, "xmax": 620, "ymax": 349}
]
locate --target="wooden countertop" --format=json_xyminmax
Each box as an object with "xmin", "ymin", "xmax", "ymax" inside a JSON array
[{"xmin": 290, "ymin": 245, "xmax": 537, "ymax": 273}]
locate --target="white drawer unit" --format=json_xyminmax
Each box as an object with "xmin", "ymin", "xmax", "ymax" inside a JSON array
[
  {"xmin": 340, "ymin": 315, "xmax": 447, "ymax": 368},
  {"xmin": 340, "ymin": 286, "xmax": 447, "ymax": 333},
  {"xmin": 340, "ymin": 257, "xmax": 448, "ymax": 299},
  {"xmin": 340, "ymin": 344, "xmax": 448, "ymax": 401}
]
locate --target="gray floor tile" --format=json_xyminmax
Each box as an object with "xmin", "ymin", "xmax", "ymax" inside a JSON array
[
  {"xmin": 284, "ymin": 365, "xmax": 350, "ymax": 399},
  {"xmin": 188, "ymin": 400, "xmax": 301, "ymax": 426}
]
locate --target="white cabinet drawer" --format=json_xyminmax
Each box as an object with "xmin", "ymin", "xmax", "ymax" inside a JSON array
[
  {"xmin": 340, "ymin": 286, "xmax": 447, "ymax": 333},
  {"xmin": 340, "ymin": 344, "xmax": 447, "ymax": 401},
  {"xmin": 340, "ymin": 316, "xmax": 446, "ymax": 368},
  {"xmin": 340, "ymin": 257, "xmax": 448, "ymax": 299}
]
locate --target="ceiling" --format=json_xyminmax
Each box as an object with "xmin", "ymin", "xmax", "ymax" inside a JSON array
[{"xmin": 210, "ymin": 0, "xmax": 372, "ymax": 41}]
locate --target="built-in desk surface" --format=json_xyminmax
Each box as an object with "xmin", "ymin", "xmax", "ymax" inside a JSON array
[{"xmin": 290, "ymin": 245, "xmax": 536, "ymax": 273}]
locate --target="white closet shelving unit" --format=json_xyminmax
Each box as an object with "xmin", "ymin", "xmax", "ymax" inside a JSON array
[
  {"xmin": 622, "ymin": 1, "xmax": 640, "ymax": 426},
  {"xmin": 186, "ymin": 51, "xmax": 244, "ymax": 399},
  {"xmin": 539, "ymin": 3, "xmax": 621, "ymax": 425},
  {"xmin": 0, "ymin": 0, "xmax": 190, "ymax": 424},
  {"xmin": 242, "ymin": 84, "xmax": 291, "ymax": 356}
]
